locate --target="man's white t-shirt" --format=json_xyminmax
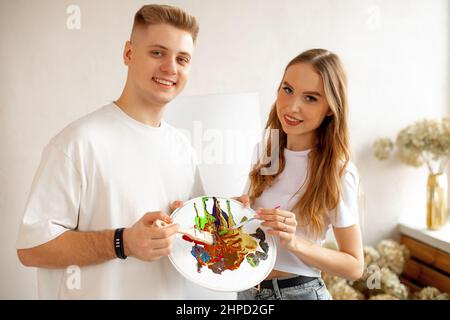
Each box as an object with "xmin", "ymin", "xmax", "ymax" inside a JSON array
[
  {"xmin": 250, "ymin": 147, "xmax": 359, "ymax": 277},
  {"xmin": 16, "ymin": 103, "xmax": 205, "ymax": 299}
]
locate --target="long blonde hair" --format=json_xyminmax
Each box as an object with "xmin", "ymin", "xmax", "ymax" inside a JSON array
[{"xmin": 249, "ymin": 49, "xmax": 350, "ymax": 239}]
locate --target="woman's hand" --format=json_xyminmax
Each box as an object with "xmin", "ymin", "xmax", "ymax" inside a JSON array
[
  {"xmin": 256, "ymin": 208, "xmax": 298, "ymax": 251},
  {"xmin": 170, "ymin": 200, "xmax": 184, "ymax": 213},
  {"xmin": 232, "ymin": 195, "xmax": 250, "ymax": 207}
]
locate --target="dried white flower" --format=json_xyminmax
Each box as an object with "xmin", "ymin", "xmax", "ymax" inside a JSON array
[
  {"xmin": 414, "ymin": 287, "xmax": 449, "ymax": 300},
  {"xmin": 363, "ymin": 246, "xmax": 381, "ymax": 269},
  {"xmin": 321, "ymin": 240, "xmax": 445, "ymax": 300},
  {"xmin": 328, "ymin": 281, "xmax": 365, "ymax": 300},
  {"xmin": 379, "ymin": 267, "xmax": 409, "ymax": 299},
  {"xmin": 373, "ymin": 138, "xmax": 394, "ymax": 160},
  {"xmin": 374, "ymin": 117, "xmax": 450, "ymax": 173},
  {"xmin": 369, "ymin": 294, "xmax": 399, "ymax": 300},
  {"xmin": 377, "ymin": 239, "xmax": 410, "ymax": 275}
]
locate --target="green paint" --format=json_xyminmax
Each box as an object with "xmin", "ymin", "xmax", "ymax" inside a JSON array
[
  {"xmin": 194, "ymin": 202, "xmax": 207, "ymax": 229},
  {"xmin": 194, "ymin": 197, "xmax": 216, "ymax": 230},
  {"xmin": 240, "ymin": 216, "xmax": 248, "ymax": 223},
  {"xmin": 246, "ymin": 253, "xmax": 259, "ymax": 267},
  {"xmin": 226, "ymin": 200, "xmax": 236, "ymax": 227},
  {"xmin": 218, "ymin": 229, "xmax": 228, "ymax": 236}
]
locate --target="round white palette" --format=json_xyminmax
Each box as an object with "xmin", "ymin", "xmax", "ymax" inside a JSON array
[{"xmin": 169, "ymin": 196, "xmax": 276, "ymax": 292}]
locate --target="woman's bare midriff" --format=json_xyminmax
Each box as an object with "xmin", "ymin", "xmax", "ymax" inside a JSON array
[{"xmin": 265, "ymin": 269, "xmax": 297, "ymax": 280}]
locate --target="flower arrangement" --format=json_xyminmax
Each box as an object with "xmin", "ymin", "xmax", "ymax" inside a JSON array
[
  {"xmin": 373, "ymin": 117, "xmax": 450, "ymax": 230},
  {"xmin": 373, "ymin": 118, "xmax": 450, "ymax": 174},
  {"xmin": 322, "ymin": 239, "xmax": 449, "ymax": 300}
]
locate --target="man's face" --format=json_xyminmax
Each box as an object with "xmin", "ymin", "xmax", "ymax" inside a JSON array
[{"xmin": 124, "ymin": 23, "xmax": 194, "ymax": 107}]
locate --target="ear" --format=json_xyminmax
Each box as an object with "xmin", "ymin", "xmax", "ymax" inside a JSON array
[
  {"xmin": 326, "ymin": 107, "xmax": 333, "ymax": 117},
  {"xmin": 123, "ymin": 41, "xmax": 132, "ymax": 66}
]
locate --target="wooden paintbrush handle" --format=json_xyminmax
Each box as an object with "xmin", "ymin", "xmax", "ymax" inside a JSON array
[
  {"xmin": 153, "ymin": 219, "xmax": 168, "ymax": 228},
  {"xmin": 154, "ymin": 219, "xmax": 190, "ymax": 235}
]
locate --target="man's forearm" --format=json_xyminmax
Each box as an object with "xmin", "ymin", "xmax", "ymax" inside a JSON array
[{"xmin": 17, "ymin": 230, "xmax": 116, "ymax": 269}]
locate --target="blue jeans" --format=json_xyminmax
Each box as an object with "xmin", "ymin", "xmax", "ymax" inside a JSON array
[{"xmin": 237, "ymin": 277, "xmax": 332, "ymax": 300}]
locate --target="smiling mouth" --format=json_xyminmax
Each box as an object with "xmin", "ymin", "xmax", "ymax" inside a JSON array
[
  {"xmin": 152, "ymin": 77, "xmax": 176, "ymax": 87},
  {"xmin": 284, "ymin": 114, "xmax": 304, "ymax": 126}
]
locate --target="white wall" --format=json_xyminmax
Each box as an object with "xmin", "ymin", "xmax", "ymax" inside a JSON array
[{"xmin": 0, "ymin": 0, "xmax": 448, "ymax": 299}]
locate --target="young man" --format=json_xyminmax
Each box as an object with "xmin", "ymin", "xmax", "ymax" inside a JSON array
[{"xmin": 16, "ymin": 4, "xmax": 203, "ymax": 299}]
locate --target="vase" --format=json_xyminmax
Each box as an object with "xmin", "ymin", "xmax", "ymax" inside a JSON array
[{"xmin": 426, "ymin": 172, "xmax": 448, "ymax": 230}]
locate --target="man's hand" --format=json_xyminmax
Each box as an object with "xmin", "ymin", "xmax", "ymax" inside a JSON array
[{"xmin": 123, "ymin": 212, "xmax": 179, "ymax": 261}]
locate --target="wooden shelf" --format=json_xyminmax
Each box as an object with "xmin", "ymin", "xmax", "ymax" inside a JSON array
[
  {"xmin": 400, "ymin": 235, "xmax": 450, "ymax": 294},
  {"xmin": 401, "ymin": 235, "xmax": 450, "ymax": 274},
  {"xmin": 399, "ymin": 221, "xmax": 450, "ymax": 254}
]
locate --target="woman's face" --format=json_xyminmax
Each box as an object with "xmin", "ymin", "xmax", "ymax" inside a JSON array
[{"xmin": 276, "ymin": 63, "xmax": 332, "ymax": 148}]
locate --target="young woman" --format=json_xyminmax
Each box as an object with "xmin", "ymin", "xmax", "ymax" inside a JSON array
[{"xmin": 238, "ymin": 49, "xmax": 364, "ymax": 300}]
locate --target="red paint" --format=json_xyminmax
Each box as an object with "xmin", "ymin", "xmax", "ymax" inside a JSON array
[{"xmin": 182, "ymin": 234, "xmax": 208, "ymax": 246}]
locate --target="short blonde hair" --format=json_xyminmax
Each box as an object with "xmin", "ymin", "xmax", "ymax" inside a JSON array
[{"xmin": 132, "ymin": 4, "xmax": 199, "ymax": 43}]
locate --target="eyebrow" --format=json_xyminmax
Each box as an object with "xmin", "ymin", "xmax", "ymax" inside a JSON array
[
  {"xmin": 282, "ymin": 81, "xmax": 322, "ymax": 97},
  {"xmin": 148, "ymin": 44, "xmax": 192, "ymax": 59}
]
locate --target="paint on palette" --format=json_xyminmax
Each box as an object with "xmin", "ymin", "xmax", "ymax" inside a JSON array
[{"xmin": 182, "ymin": 196, "xmax": 269, "ymax": 274}]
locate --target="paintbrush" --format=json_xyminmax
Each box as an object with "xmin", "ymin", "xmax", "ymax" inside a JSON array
[
  {"xmin": 231, "ymin": 205, "xmax": 280, "ymax": 230},
  {"xmin": 154, "ymin": 219, "xmax": 215, "ymax": 245},
  {"xmin": 231, "ymin": 217, "xmax": 257, "ymax": 230}
]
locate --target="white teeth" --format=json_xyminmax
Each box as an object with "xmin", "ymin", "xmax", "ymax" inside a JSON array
[{"xmin": 153, "ymin": 77, "xmax": 175, "ymax": 86}]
